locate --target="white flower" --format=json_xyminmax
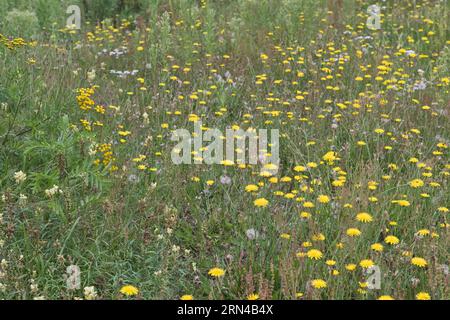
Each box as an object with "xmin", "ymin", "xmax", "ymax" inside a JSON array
[
  {"xmin": 45, "ymin": 185, "xmax": 62, "ymax": 197},
  {"xmin": 246, "ymin": 228, "xmax": 259, "ymax": 240},
  {"xmin": 0, "ymin": 259, "xmax": 8, "ymax": 269},
  {"xmin": 84, "ymin": 286, "xmax": 98, "ymax": 300},
  {"xmin": 87, "ymin": 69, "xmax": 96, "ymax": 82},
  {"xmin": 14, "ymin": 171, "xmax": 27, "ymax": 184}
]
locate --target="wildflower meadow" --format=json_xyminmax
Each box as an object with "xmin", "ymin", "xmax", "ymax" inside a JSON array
[{"xmin": 0, "ymin": 0, "xmax": 449, "ymax": 301}]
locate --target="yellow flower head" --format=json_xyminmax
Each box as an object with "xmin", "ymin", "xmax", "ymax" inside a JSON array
[
  {"xmin": 208, "ymin": 267, "xmax": 225, "ymax": 278},
  {"xmin": 120, "ymin": 285, "xmax": 139, "ymax": 296},
  {"xmin": 254, "ymin": 198, "xmax": 269, "ymax": 208},
  {"xmin": 247, "ymin": 293, "xmax": 259, "ymax": 300},
  {"xmin": 311, "ymin": 279, "xmax": 327, "ymax": 289},
  {"xmin": 359, "ymin": 259, "xmax": 374, "ymax": 269},
  {"xmin": 356, "ymin": 212, "xmax": 373, "ymax": 223},
  {"xmin": 416, "ymin": 292, "xmax": 431, "ymax": 300},
  {"xmin": 307, "ymin": 249, "xmax": 323, "ymax": 260},
  {"xmin": 411, "ymin": 257, "xmax": 427, "ymax": 268},
  {"xmin": 378, "ymin": 295, "xmax": 395, "ymax": 300}
]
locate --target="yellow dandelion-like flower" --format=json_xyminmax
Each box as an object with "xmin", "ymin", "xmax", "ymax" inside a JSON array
[
  {"xmin": 307, "ymin": 249, "xmax": 323, "ymax": 260},
  {"xmin": 303, "ymin": 201, "xmax": 315, "ymax": 208},
  {"xmin": 208, "ymin": 267, "xmax": 225, "ymax": 278},
  {"xmin": 317, "ymin": 195, "xmax": 331, "ymax": 204},
  {"xmin": 356, "ymin": 212, "xmax": 373, "ymax": 223},
  {"xmin": 411, "ymin": 257, "xmax": 427, "ymax": 268},
  {"xmin": 371, "ymin": 243, "xmax": 384, "ymax": 252},
  {"xmin": 345, "ymin": 264, "xmax": 357, "ymax": 271},
  {"xmin": 311, "ymin": 279, "xmax": 327, "ymax": 289},
  {"xmin": 294, "ymin": 165, "xmax": 306, "ymax": 172},
  {"xmin": 416, "ymin": 292, "xmax": 431, "ymax": 300},
  {"xmin": 254, "ymin": 198, "xmax": 269, "ymax": 208},
  {"xmin": 359, "ymin": 259, "xmax": 374, "ymax": 269},
  {"xmin": 180, "ymin": 295, "xmax": 194, "ymax": 300},
  {"xmin": 245, "ymin": 184, "xmax": 259, "ymax": 192},
  {"xmin": 346, "ymin": 228, "xmax": 362, "ymax": 237},
  {"xmin": 393, "ymin": 200, "xmax": 410, "ymax": 207},
  {"xmin": 322, "ymin": 151, "xmax": 338, "ymax": 163},
  {"xmin": 384, "ymin": 235, "xmax": 400, "ymax": 245},
  {"xmin": 326, "ymin": 260, "xmax": 336, "ymax": 266},
  {"xmin": 378, "ymin": 295, "xmax": 395, "ymax": 300},
  {"xmin": 417, "ymin": 229, "xmax": 430, "ymax": 236},
  {"xmin": 247, "ymin": 293, "xmax": 259, "ymax": 300},
  {"xmin": 120, "ymin": 285, "xmax": 139, "ymax": 296},
  {"xmin": 409, "ymin": 179, "xmax": 424, "ymax": 188}
]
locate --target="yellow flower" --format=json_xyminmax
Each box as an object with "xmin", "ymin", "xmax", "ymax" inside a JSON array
[
  {"xmin": 311, "ymin": 279, "xmax": 327, "ymax": 289},
  {"xmin": 359, "ymin": 259, "xmax": 374, "ymax": 269},
  {"xmin": 208, "ymin": 267, "xmax": 225, "ymax": 278},
  {"xmin": 254, "ymin": 198, "xmax": 269, "ymax": 208},
  {"xmin": 411, "ymin": 257, "xmax": 427, "ymax": 268},
  {"xmin": 378, "ymin": 295, "xmax": 395, "ymax": 300},
  {"xmin": 356, "ymin": 212, "xmax": 373, "ymax": 223},
  {"xmin": 371, "ymin": 243, "xmax": 384, "ymax": 252},
  {"xmin": 247, "ymin": 293, "xmax": 259, "ymax": 300},
  {"xmin": 346, "ymin": 228, "xmax": 361, "ymax": 237},
  {"xmin": 384, "ymin": 235, "xmax": 400, "ymax": 245},
  {"xmin": 409, "ymin": 179, "xmax": 424, "ymax": 188},
  {"xmin": 303, "ymin": 201, "xmax": 315, "ymax": 208},
  {"xmin": 416, "ymin": 292, "xmax": 431, "ymax": 300},
  {"xmin": 345, "ymin": 264, "xmax": 357, "ymax": 271},
  {"xmin": 120, "ymin": 285, "xmax": 139, "ymax": 296},
  {"xmin": 317, "ymin": 195, "xmax": 330, "ymax": 204},
  {"xmin": 322, "ymin": 151, "xmax": 338, "ymax": 163},
  {"xmin": 393, "ymin": 200, "xmax": 410, "ymax": 207},
  {"xmin": 180, "ymin": 295, "xmax": 194, "ymax": 300},
  {"xmin": 245, "ymin": 184, "xmax": 259, "ymax": 192},
  {"xmin": 326, "ymin": 260, "xmax": 336, "ymax": 266},
  {"xmin": 294, "ymin": 165, "xmax": 306, "ymax": 172},
  {"xmin": 306, "ymin": 249, "xmax": 323, "ymax": 260}
]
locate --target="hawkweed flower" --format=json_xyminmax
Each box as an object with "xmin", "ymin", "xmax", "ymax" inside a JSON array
[{"xmin": 120, "ymin": 285, "xmax": 139, "ymax": 296}]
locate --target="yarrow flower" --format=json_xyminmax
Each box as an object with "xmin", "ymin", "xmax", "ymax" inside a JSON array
[{"xmin": 14, "ymin": 171, "xmax": 27, "ymax": 184}]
